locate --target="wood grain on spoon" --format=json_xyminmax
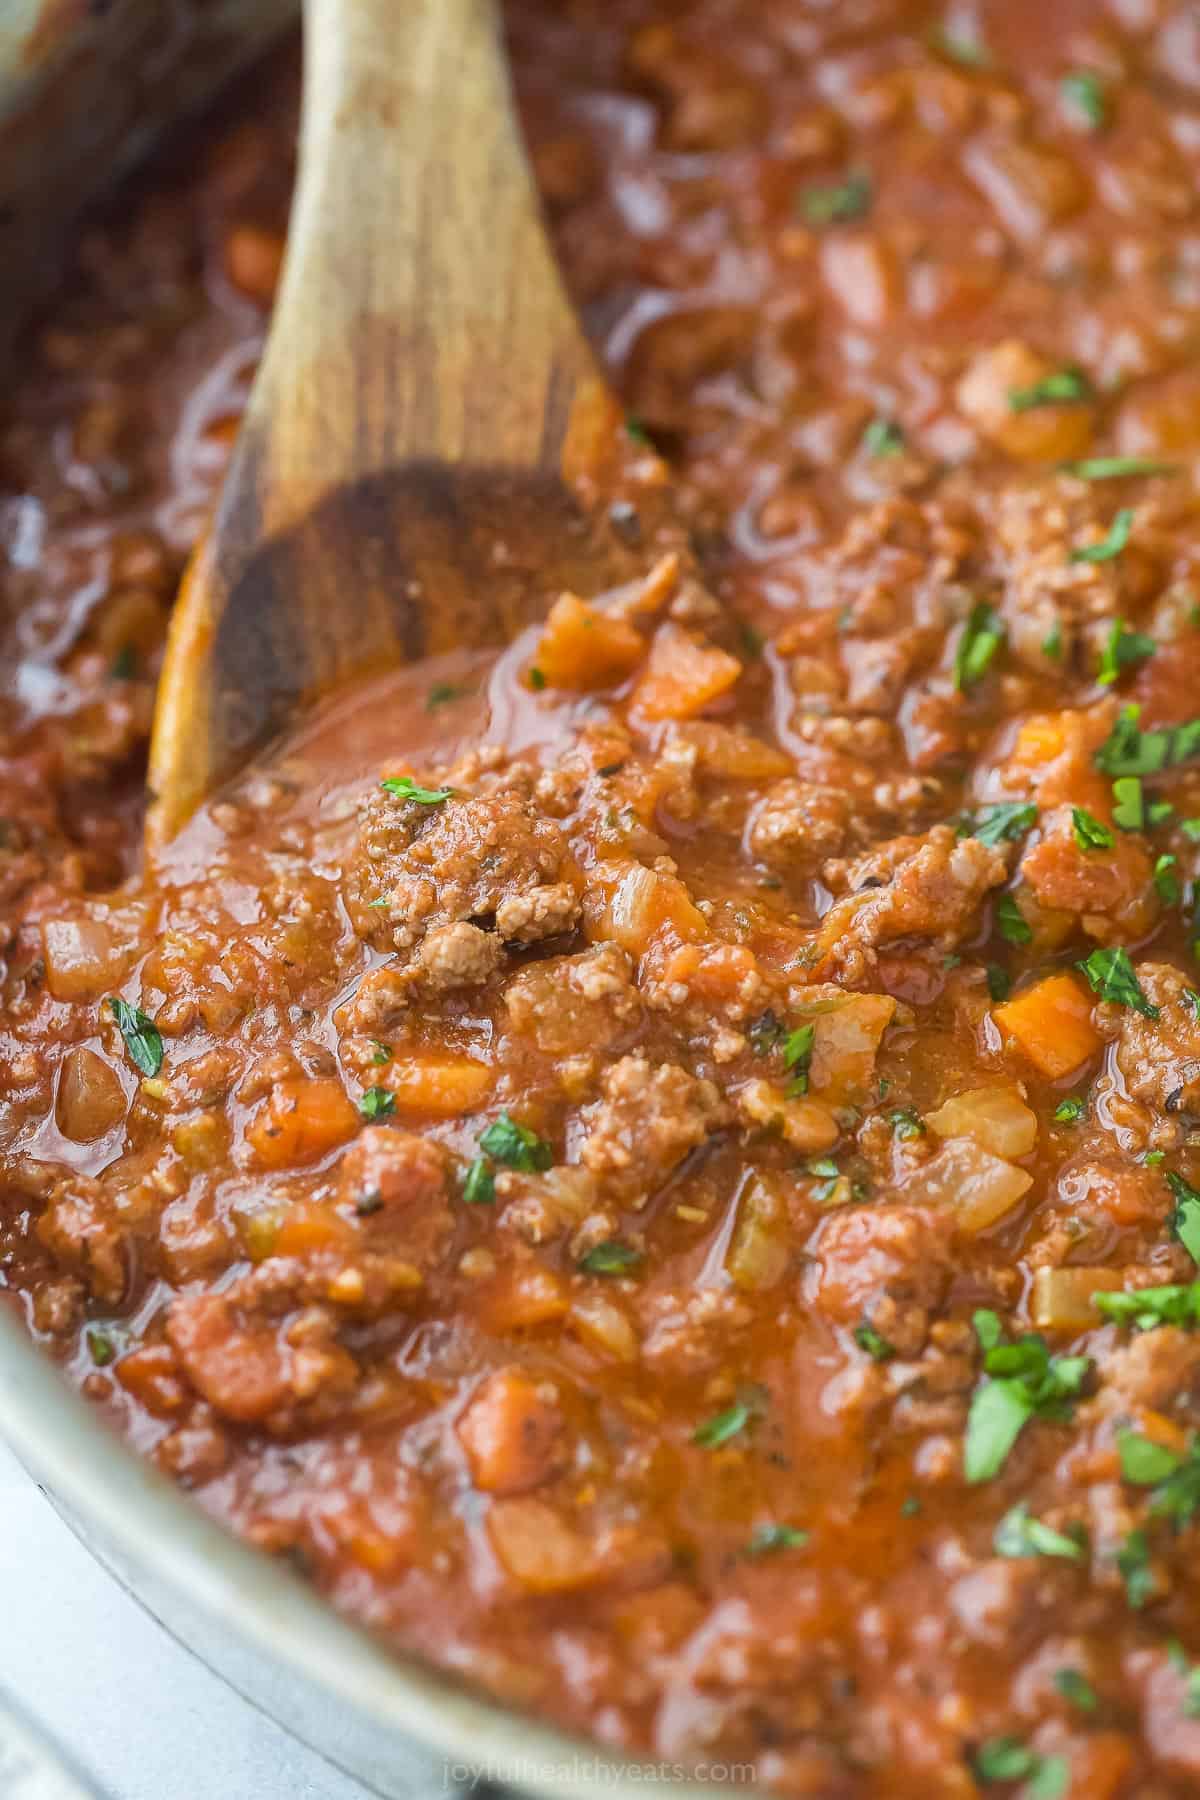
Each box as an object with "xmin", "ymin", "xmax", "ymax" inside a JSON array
[{"xmin": 148, "ymin": 0, "xmax": 629, "ymax": 845}]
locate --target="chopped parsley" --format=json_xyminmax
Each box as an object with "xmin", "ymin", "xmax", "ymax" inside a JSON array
[
  {"xmin": 370, "ymin": 1040, "xmax": 392, "ymax": 1065},
  {"xmin": 995, "ymin": 893, "xmax": 1032, "ymax": 945},
  {"xmin": 426, "ymin": 681, "xmax": 467, "ymax": 709},
  {"xmin": 624, "ymin": 415, "xmax": 651, "ymax": 446},
  {"xmin": 358, "ymin": 1086, "xmax": 395, "ymax": 1120},
  {"xmin": 800, "ymin": 170, "xmax": 873, "ymax": 226},
  {"xmin": 528, "ymin": 666, "xmax": 547, "ymax": 691},
  {"xmin": 1068, "ymin": 456, "xmax": 1177, "ymax": 481},
  {"xmin": 461, "ymin": 1157, "xmax": 496, "ymax": 1206},
  {"xmin": 1053, "ymin": 1668, "xmax": 1099, "ymax": 1714},
  {"xmin": 862, "ymin": 417, "xmax": 905, "ymax": 458},
  {"xmin": 748, "ymin": 1009, "xmax": 783, "ymax": 1056},
  {"xmin": 1009, "ymin": 366, "xmax": 1092, "ymax": 412},
  {"xmin": 110, "ymin": 644, "xmax": 137, "ymax": 681},
  {"xmin": 578, "ymin": 1240, "xmax": 642, "ymax": 1276},
  {"xmin": 1117, "ymin": 1528, "xmax": 1155, "ymax": 1608},
  {"xmin": 1167, "ymin": 1170, "xmax": 1200, "ymax": 1265},
  {"xmin": 1155, "ymin": 853, "xmax": 1181, "ymax": 905},
  {"xmin": 964, "ymin": 1310, "xmax": 1090, "ymax": 1484},
  {"xmin": 960, "ymin": 801, "xmax": 1038, "ymax": 846},
  {"xmin": 1111, "ymin": 777, "xmax": 1145, "ymax": 831},
  {"xmin": 1042, "ymin": 619, "xmax": 1063, "ymax": 661},
  {"xmin": 380, "ymin": 775, "xmax": 453, "ymax": 805},
  {"xmin": 1182, "ymin": 819, "xmax": 1200, "ymax": 843},
  {"xmin": 954, "ymin": 601, "xmax": 1005, "ymax": 691},
  {"xmin": 478, "ymin": 1111, "xmax": 553, "ymax": 1172},
  {"xmin": 993, "ymin": 1502, "xmax": 1086, "ymax": 1562},
  {"xmin": 85, "ymin": 1325, "xmax": 121, "ymax": 1368},
  {"xmin": 1118, "ymin": 1430, "xmax": 1200, "ymax": 1526},
  {"xmin": 1095, "ymin": 705, "xmax": 1200, "ymax": 777},
  {"xmin": 1077, "ymin": 945, "xmax": 1159, "ymax": 1017},
  {"xmin": 889, "ymin": 1107, "xmax": 925, "ymax": 1140},
  {"xmin": 1053, "ymin": 1095, "xmax": 1085, "ymax": 1124},
  {"xmin": 782, "ymin": 1023, "xmax": 816, "ymax": 1096},
  {"xmin": 1070, "ymin": 507, "xmax": 1134, "ymax": 564},
  {"xmin": 853, "ymin": 1321, "xmax": 896, "ymax": 1362},
  {"xmin": 1071, "ymin": 807, "xmax": 1114, "ymax": 851},
  {"xmin": 1097, "ymin": 619, "xmax": 1155, "ymax": 686},
  {"xmin": 987, "ymin": 964, "xmax": 1013, "ymax": 1003},
  {"xmin": 107, "ymin": 997, "xmax": 164, "ymax": 1078},
  {"xmin": 1168, "ymin": 1641, "xmax": 1200, "ymax": 1717},
  {"xmin": 693, "ymin": 1403, "xmax": 753, "ymax": 1449},
  {"xmin": 745, "ymin": 1522, "xmax": 809, "ymax": 1556},
  {"xmin": 1061, "ymin": 68, "xmax": 1108, "ymax": 131},
  {"xmin": 972, "ymin": 1737, "xmax": 1068, "ymax": 1797}
]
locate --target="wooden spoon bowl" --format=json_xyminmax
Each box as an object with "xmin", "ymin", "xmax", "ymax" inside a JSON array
[{"xmin": 148, "ymin": 0, "xmax": 643, "ymax": 844}]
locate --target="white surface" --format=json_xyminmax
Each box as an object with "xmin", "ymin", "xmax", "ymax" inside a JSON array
[{"xmin": 0, "ymin": 1437, "xmax": 372, "ymax": 1800}]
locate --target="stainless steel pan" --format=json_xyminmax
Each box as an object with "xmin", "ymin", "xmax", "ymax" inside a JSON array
[{"xmin": 0, "ymin": 9, "xmax": 711, "ymax": 1796}]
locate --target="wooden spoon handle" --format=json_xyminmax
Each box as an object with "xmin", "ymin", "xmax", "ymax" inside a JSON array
[{"xmin": 253, "ymin": 0, "xmax": 594, "ymax": 530}]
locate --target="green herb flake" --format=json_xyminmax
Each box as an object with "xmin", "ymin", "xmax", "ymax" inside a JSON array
[
  {"xmin": 1149, "ymin": 799, "xmax": 1175, "ymax": 826},
  {"xmin": 461, "ymin": 1157, "xmax": 496, "ymax": 1207},
  {"xmin": 1053, "ymin": 1096, "xmax": 1085, "ymax": 1124},
  {"xmin": 1167, "ymin": 1643, "xmax": 1200, "ymax": 1718},
  {"xmin": 380, "ymin": 775, "xmax": 453, "ymax": 806},
  {"xmin": 578, "ymin": 1240, "xmax": 642, "ymax": 1276},
  {"xmin": 889, "ymin": 1107, "xmax": 925, "ymax": 1141},
  {"xmin": 1093, "ymin": 704, "xmax": 1200, "ymax": 777},
  {"xmin": 693, "ymin": 1403, "xmax": 753, "ymax": 1449},
  {"xmin": 1068, "ymin": 456, "xmax": 1177, "ymax": 480},
  {"xmin": 1070, "ymin": 507, "xmax": 1135, "ymax": 565},
  {"xmin": 954, "ymin": 601, "xmax": 1005, "ymax": 691},
  {"xmin": 426, "ymin": 681, "xmax": 467, "ymax": 709},
  {"xmin": 1117, "ymin": 1527, "xmax": 1155, "ymax": 1608},
  {"xmin": 996, "ymin": 893, "xmax": 1032, "ymax": 945},
  {"xmin": 745, "ymin": 1522, "xmax": 809, "ymax": 1557},
  {"xmin": 478, "ymin": 1111, "xmax": 553, "ymax": 1172},
  {"xmin": 1077, "ymin": 945, "xmax": 1159, "ymax": 1017},
  {"xmin": 625, "ymin": 415, "xmax": 651, "ymax": 446},
  {"xmin": 107, "ymin": 997, "xmax": 164, "ymax": 1078},
  {"xmin": 358, "ymin": 1086, "xmax": 396, "ymax": 1121},
  {"xmin": 853, "ymin": 1321, "xmax": 896, "ymax": 1362},
  {"xmin": 862, "ymin": 417, "xmax": 905, "ymax": 459},
  {"xmin": 800, "ymin": 170, "xmax": 873, "ymax": 227},
  {"xmin": 987, "ymin": 964, "xmax": 1013, "ymax": 1003},
  {"xmin": 1111, "ymin": 777, "xmax": 1145, "ymax": 831},
  {"xmin": 782, "ymin": 1022, "xmax": 816, "ymax": 1097},
  {"xmin": 961, "ymin": 801, "xmax": 1039, "ymax": 846},
  {"xmin": 370, "ymin": 1040, "xmax": 392, "ymax": 1065},
  {"xmin": 965, "ymin": 1311, "xmax": 1090, "ymax": 1484},
  {"xmin": 900, "ymin": 1494, "xmax": 922, "ymax": 1517},
  {"xmin": 1061, "ymin": 68, "xmax": 1108, "ymax": 131},
  {"xmin": 1167, "ymin": 1170, "xmax": 1200, "ymax": 1265},
  {"xmin": 110, "ymin": 644, "xmax": 137, "ymax": 681},
  {"xmin": 1097, "ymin": 619, "xmax": 1156, "ymax": 686},
  {"xmin": 1009, "ymin": 366, "xmax": 1093, "ymax": 412},
  {"xmin": 972, "ymin": 1737, "xmax": 1067, "ymax": 1797},
  {"xmin": 1155, "ymin": 853, "xmax": 1181, "ymax": 906},
  {"xmin": 932, "ymin": 25, "xmax": 989, "ymax": 66},
  {"xmin": 355, "ymin": 1190, "xmax": 384, "ymax": 1217},
  {"xmin": 1182, "ymin": 819, "xmax": 1200, "ymax": 843},
  {"xmin": 1097, "ymin": 1280, "xmax": 1200, "ymax": 1333},
  {"xmin": 1119, "ymin": 1430, "xmax": 1200, "ymax": 1527},
  {"xmin": 1118, "ymin": 1429, "xmax": 1183, "ymax": 1487},
  {"xmin": 1042, "ymin": 620, "xmax": 1063, "ymax": 661},
  {"xmin": 1072, "ymin": 806, "xmax": 1115, "ymax": 851},
  {"xmin": 993, "ymin": 1501, "xmax": 1086, "ymax": 1563},
  {"xmin": 1053, "ymin": 1668, "xmax": 1098, "ymax": 1714},
  {"xmin": 528, "ymin": 666, "xmax": 547, "ymax": 692},
  {"xmin": 85, "ymin": 1325, "xmax": 120, "ymax": 1368},
  {"xmin": 738, "ymin": 619, "xmax": 765, "ymax": 657}
]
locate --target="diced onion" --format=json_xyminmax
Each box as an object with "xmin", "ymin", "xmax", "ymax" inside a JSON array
[
  {"xmin": 927, "ymin": 1084, "xmax": 1037, "ymax": 1159},
  {"xmin": 1031, "ymin": 1265, "xmax": 1124, "ymax": 1331},
  {"xmin": 569, "ymin": 1294, "xmax": 639, "ymax": 1363},
  {"xmin": 725, "ymin": 1177, "xmax": 790, "ymax": 1292},
  {"xmin": 905, "ymin": 1136, "xmax": 1032, "ymax": 1232}
]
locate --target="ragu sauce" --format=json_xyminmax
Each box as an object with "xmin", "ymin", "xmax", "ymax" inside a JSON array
[{"xmin": 10, "ymin": 5, "xmax": 1200, "ymax": 1794}]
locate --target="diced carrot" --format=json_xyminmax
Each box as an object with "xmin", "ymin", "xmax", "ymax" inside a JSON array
[
  {"xmin": 245, "ymin": 1078, "xmax": 359, "ymax": 1168},
  {"xmin": 994, "ymin": 972, "xmax": 1102, "ymax": 1079},
  {"xmin": 480, "ymin": 1267, "xmax": 571, "ymax": 1332},
  {"xmin": 114, "ymin": 1345, "xmax": 188, "ymax": 1418},
  {"xmin": 381, "ymin": 1054, "xmax": 492, "ymax": 1118},
  {"xmin": 457, "ymin": 1369, "xmax": 563, "ymax": 1495},
  {"xmin": 588, "ymin": 861, "xmax": 708, "ymax": 956},
  {"xmin": 270, "ymin": 1197, "xmax": 355, "ymax": 1258},
  {"xmin": 1011, "ymin": 714, "xmax": 1070, "ymax": 769},
  {"xmin": 535, "ymin": 592, "xmax": 646, "ymax": 691},
  {"xmin": 630, "ymin": 622, "xmax": 742, "ymax": 721}
]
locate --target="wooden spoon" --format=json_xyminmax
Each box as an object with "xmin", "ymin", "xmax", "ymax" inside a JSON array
[{"xmin": 147, "ymin": 0, "xmax": 639, "ymax": 844}]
